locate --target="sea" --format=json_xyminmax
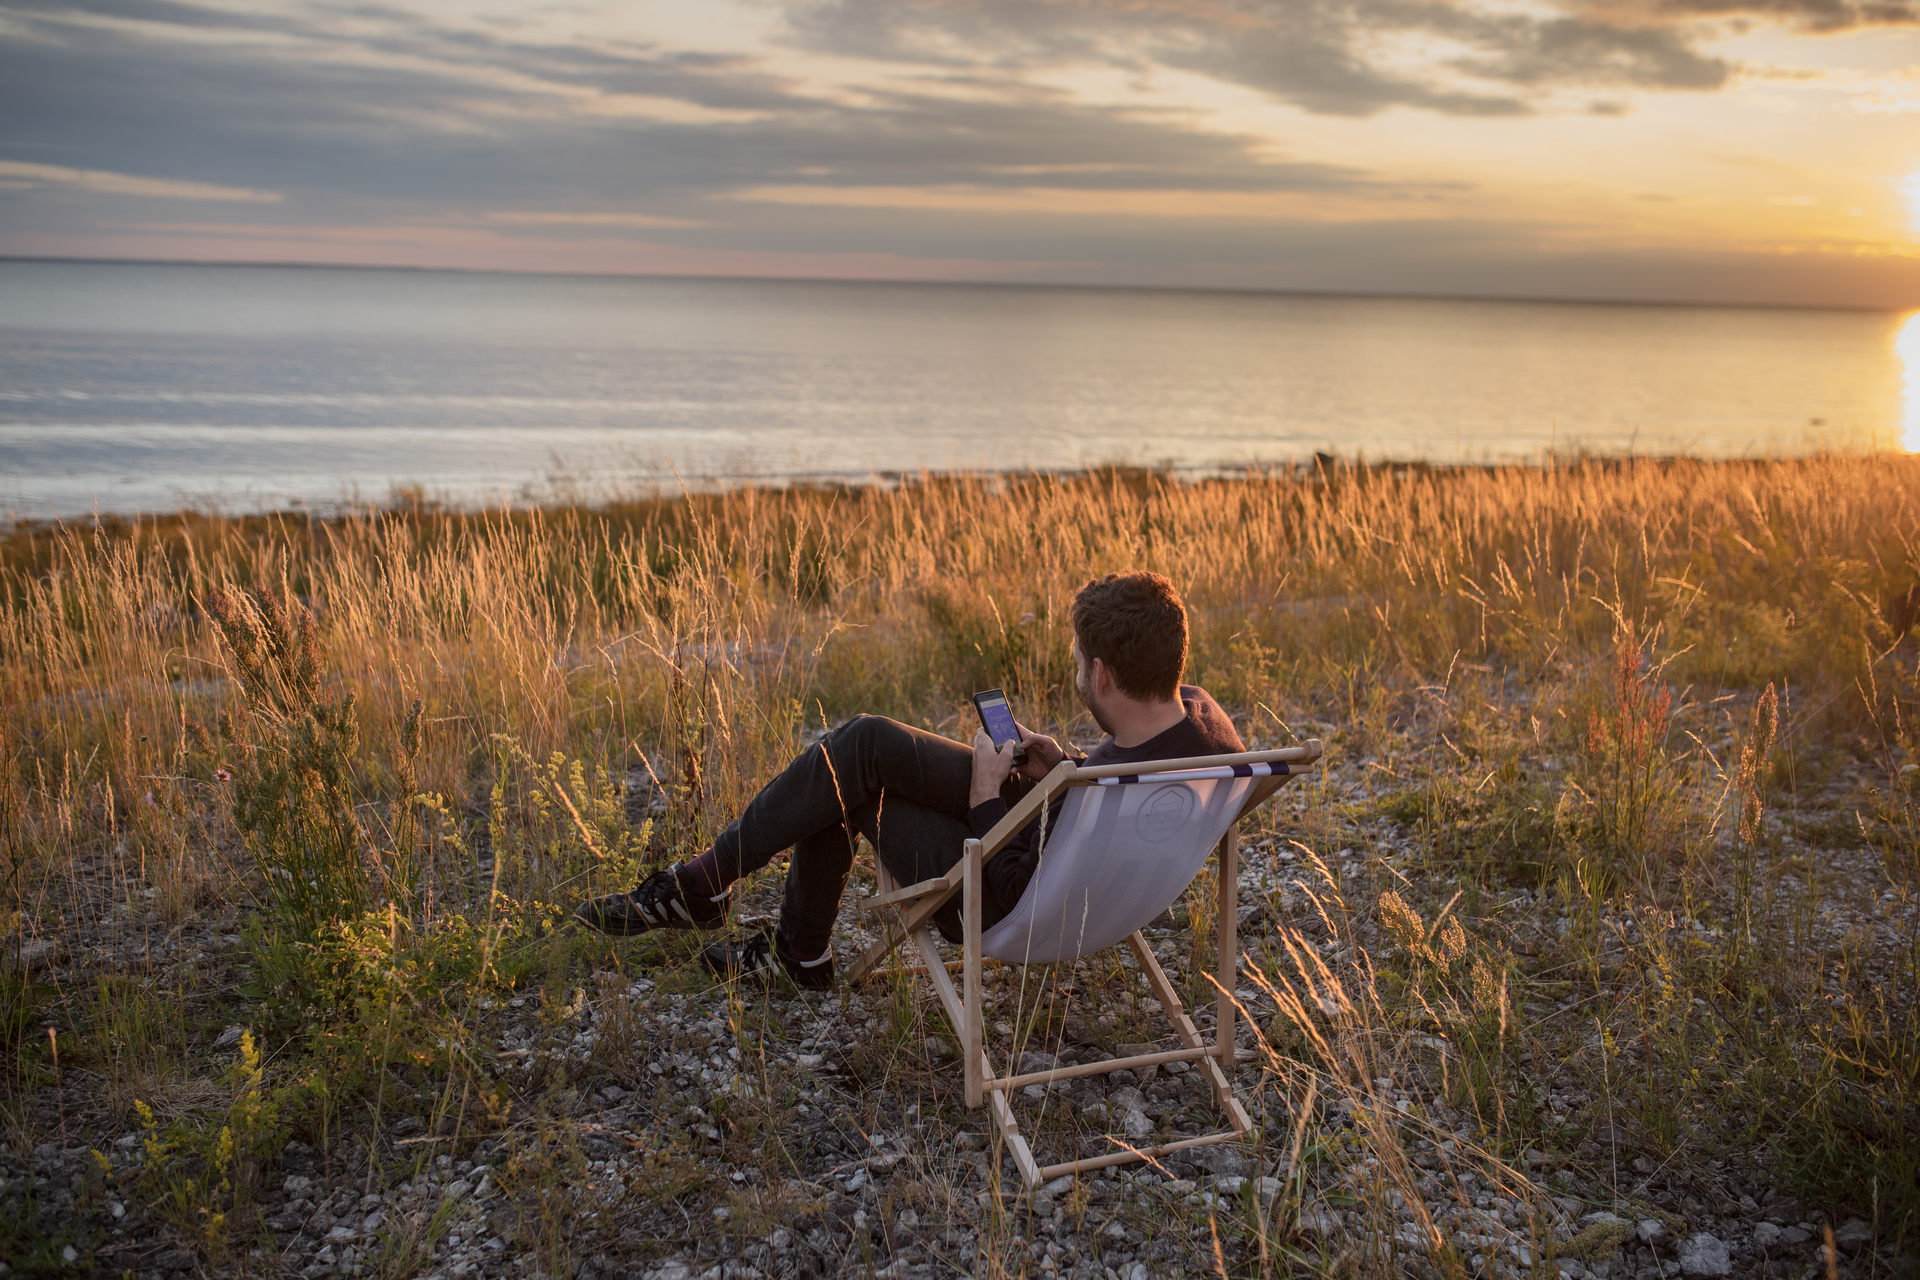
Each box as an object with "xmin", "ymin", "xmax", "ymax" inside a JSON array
[{"xmin": 1, "ymin": 259, "xmax": 1913, "ymax": 521}]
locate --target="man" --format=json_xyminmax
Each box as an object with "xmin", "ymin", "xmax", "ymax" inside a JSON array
[{"xmin": 573, "ymin": 571, "xmax": 1243, "ymax": 987}]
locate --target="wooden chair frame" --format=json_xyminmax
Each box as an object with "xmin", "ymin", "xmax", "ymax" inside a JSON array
[{"xmin": 848, "ymin": 742, "xmax": 1322, "ymax": 1187}]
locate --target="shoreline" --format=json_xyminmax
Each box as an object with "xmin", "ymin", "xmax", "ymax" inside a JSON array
[{"xmin": 7, "ymin": 450, "xmax": 1914, "ymax": 539}]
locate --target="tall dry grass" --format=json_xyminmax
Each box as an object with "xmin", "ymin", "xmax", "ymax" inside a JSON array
[
  {"xmin": 6, "ymin": 457, "xmax": 1913, "ymax": 813},
  {"xmin": 4, "ymin": 455, "xmax": 1919, "ymax": 1271}
]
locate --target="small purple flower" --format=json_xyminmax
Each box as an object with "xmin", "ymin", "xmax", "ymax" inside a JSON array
[
  {"xmin": 214, "ymin": 768, "xmax": 232, "ymax": 782},
  {"xmin": 143, "ymin": 790, "xmax": 156, "ymax": 806}
]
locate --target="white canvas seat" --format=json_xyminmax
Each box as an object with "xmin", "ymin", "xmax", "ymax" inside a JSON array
[
  {"xmin": 978, "ymin": 762, "xmax": 1288, "ymax": 964},
  {"xmin": 848, "ymin": 741, "xmax": 1322, "ymax": 1187}
]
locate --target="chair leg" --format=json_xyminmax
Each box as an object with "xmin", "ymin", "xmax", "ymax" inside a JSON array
[
  {"xmin": 1216, "ymin": 822, "xmax": 1239, "ymax": 1085},
  {"xmin": 910, "ymin": 919, "xmax": 1040, "ymax": 1186},
  {"xmin": 963, "ymin": 838, "xmax": 983, "ymax": 1109},
  {"xmin": 1126, "ymin": 931, "xmax": 1253, "ymax": 1134}
]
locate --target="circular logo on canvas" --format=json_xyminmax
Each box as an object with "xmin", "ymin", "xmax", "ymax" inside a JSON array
[{"xmin": 1135, "ymin": 783, "xmax": 1197, "ymax": 842}]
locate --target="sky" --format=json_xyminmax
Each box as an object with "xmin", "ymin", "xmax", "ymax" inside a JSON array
[{"xmin": 0, "ymin": 0, "xmax": 1917, "ymax": 308}]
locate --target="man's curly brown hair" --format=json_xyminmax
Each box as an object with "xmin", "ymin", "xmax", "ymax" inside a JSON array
[{"xmin": 1070, "ymin": 571, "xmax": 1188, "ymax": 701}]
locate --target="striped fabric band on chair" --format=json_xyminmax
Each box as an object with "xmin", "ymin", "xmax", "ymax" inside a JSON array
[{"xmin": 1093, "ymin": 760, "xmax": 1290, "ymax": 786}]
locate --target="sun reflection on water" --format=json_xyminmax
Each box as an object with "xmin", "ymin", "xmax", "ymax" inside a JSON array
[{"xmin": 1904, "ymin": 312, "xmax": 1920, "ymax": 453}]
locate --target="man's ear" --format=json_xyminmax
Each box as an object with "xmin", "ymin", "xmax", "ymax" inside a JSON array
[{"xmin": 1091, "ymin": 656, "xmax": 1114, "ymax": 696}]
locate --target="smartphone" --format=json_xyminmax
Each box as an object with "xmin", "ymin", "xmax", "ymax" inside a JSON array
[{"xmin": 971, "ymin": 688, "xmax": 1028, "ymax": 766}]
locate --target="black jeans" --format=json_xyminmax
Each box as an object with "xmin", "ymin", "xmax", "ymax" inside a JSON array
[{"xmin": 709, "ymin": 715, "xmax": 1014, "ymax": 957}]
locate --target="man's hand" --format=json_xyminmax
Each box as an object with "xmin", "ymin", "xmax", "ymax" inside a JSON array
[
  {"xmin": 1015, "ymin": 724, "xmax": 1065, "ymax": 781},
  {"xmin": 970, "ymin": 729, "xmax": 1021, "ymax": 809}
]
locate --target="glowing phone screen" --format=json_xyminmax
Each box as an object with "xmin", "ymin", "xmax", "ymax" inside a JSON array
[{"xmin": 975, "ymin": 692, "xmax": 1019, "ymax": 749}]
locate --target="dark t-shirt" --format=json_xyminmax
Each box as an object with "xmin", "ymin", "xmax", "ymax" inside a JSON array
[{"xmin": 965, "ymin": 684, "xmax": 1245, "ymax": 919}]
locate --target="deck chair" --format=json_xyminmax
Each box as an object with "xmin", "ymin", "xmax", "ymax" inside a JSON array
[{"xmin": 846, "ymin": 741, "xmax": 1322, "ymax": 1187}]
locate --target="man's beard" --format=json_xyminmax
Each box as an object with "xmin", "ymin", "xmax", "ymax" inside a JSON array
[{"xmin": 1076, "ymin": 664, "xmax": 1115, "ymax": 737}]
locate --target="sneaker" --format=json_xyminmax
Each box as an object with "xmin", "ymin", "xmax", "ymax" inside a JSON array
[
  {"xmin": 572, "ymin": 863, "xmax": 729, "ymax": 936},
  {"xmin": 701, "ymin": 928, "xmax": 835, "ymax": 990}
]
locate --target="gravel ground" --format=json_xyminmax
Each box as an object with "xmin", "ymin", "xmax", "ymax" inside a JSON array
[{"xmin": 3, "ymin": 712, "xmax": 1914, "ymax": 1279}]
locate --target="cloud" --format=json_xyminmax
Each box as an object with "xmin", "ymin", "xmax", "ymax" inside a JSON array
[
  {"xmin": 0, "ymin": 0, "xmax": 1381, "ymax": 212},
  {"xmin": 1632, "ymin": 0, "xmax": 1920, "ymax": 32},
  {"xmin": 482, "ymin": 211, "xmax": 706, "ymax": 229},
  {"xmin": 786, "ymin": 0, "xmax": 1735, "ymax": 118},
  {"xmin": 0, "ymin": 158, "xmax": 282, "ymax": 201}
]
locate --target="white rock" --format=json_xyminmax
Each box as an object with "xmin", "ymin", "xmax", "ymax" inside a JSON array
[
  {"xmin": 843, "ymin": 1168, "xmax": 868, "ymax": 1194},
  {"xmin": 327, "ymin": 1225, "xmax": 356, "ymax": 1242},
  {"xmin": 1214, "ymin": 1175, "xmax": 1246, "ymax": 1195},
  {"xmin": 1255, "ymin": 1176, "xmax": 1284, "ymax": 1200},
  {"xmin": 1753, "ymin": 1222, "xmax": 1781, "ymax": 1249},
  {"xmin": 1832, "ymin": 1218, "xmax": 1874, "ymax": 1252},
  {"xmin": 1122, "ymin": 1109, "xmax": 1153, "ymax": 1139},
  {"xmin": 1041, "ymin": 1175, "xmax": 1076, "ymax": 1197},
  {"xmin": 1637, "ymin": 1219, "xmax": 1668, "ymax": 1247},
  {"xmin": 1677, "ymin": 1233, "xmax": 1731, "ymax": 1277},
  {"xmin": 1557, "ymin": 1261, "xmax": 1586, "ymax": 1278},
  {"xmin": 1297, "ymin": 1205, "xmax": 1343, "ymax": 1237},
  {"xmin": 60, "ymin": 1247, "xmax": 77, "ymax": 1264},
  {"xmin": 283, "ymin": 1174, "xmax": 313, "ymax": 1195}
]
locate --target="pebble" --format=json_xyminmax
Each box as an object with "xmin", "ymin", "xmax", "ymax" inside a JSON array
[
  {"xmin": 1833, "ymin": 1218, "xmax": 1874, "ymax": 1252},
  {"xmin": 1676, "ymin": 1232, "xmax": 1731, "ymax": 1277},
  {"xmin": 1297, "ymin": 1205, "xmax": 1344, "ymax": 1236}
]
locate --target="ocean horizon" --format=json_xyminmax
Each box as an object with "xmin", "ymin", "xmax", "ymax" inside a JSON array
[{"xmin": 3, "ymin": 258, "xmax": 1913, "ymax": 521}]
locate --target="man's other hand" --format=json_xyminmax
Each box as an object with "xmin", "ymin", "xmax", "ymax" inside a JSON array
[
  {"xmin": 970, "ymin": 729, "xmax": 1020, "ymax": 808},
  {"xmin": 1016, "ymin": 724, "xmax": 1064, "ymax": 780}
]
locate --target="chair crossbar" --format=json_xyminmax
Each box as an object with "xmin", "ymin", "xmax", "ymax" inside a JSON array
[
  {"xmin": 865, "ymin": 874, "xmax": 950, "ymax": 910},
  {"xmin": 1035, "ymin": 1129, "xmax": 1244, "ymax": 1183},
  {"xmin": 1068, "ymin": 743, "xmax": 1318, "ymax": 781},
  {"xmin": 1093, "ymin": 760, "xmax": 1288, "ymax": 786},
  {"xmin": 986, "ymin": 1045, "xmax": 1222, "ymax": 1094}
]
